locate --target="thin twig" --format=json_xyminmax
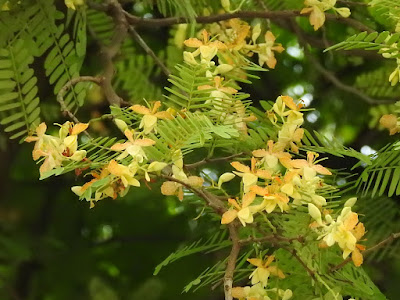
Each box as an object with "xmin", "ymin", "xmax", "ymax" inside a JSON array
[
  {"xmin": 330, "ymin": 231, "xmax": 400, "ymax": 272},
  {"xmin": 185, "ymin": 152, "xmax": 247, "ymax": 169},
  {"xmin": 224, "ymin": 224, "xmax": 241, "ymax": 300},
  {"xmin": 161, "ymin": 175, "xmax": 226, "ymax": 214},
  {"xmin": 129, "ymin": 26, "xmax": 171, "ymax": 77},
  {"xmin": 282, "ymin": 246, "xmax": 316, "ymax": 280},
  {"xmin": 99, "ymin": 0, "xmax": 129, "ymax": 106},
  {"xmin": 292, "ymin": 22, "xmax": 396, "ymax": 105},
  {"xmin": 124, "ymin": 10, "xmax": 374, "ymax": 33},
  {"xmin": 337, "ymin": 0, "xmax": 369, "ymax": 6},
  {"xmin": 57, "ymin": 76, "xmax": 104, "ymax": 135},
  {"xmin": 239, "ymin": 234, "xmax": 304, "ymax": 245}
]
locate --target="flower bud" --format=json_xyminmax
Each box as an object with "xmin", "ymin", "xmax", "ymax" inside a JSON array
[
  {"xmin": 218, "ymin": 172, "xmax": 235, "ymax": 188},
  {"xmin": 308, "ymin": 203, "xmax": 323, "ymax": 225},
  {"xmin": 114, "ymin": 119, "xmax": 128, "ymax": 132},
  {"xmin": 252, "ymin": 23, "xmax": 262, "ymax": 43},
  {"xmin": 221, "ymin": 0, "xmax": 230, "ymax": 11},
  {"xmin": 344, "ymin": 197, "xmax": 357, "ymax": 208},
  {"xmin": 335, "ymin": 7, "xmax": 351, "ymax": 18}
]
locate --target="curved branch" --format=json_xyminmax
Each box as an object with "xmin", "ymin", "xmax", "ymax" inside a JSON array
[{"xmin": 124, "ymin": 10, "xmax": 373, "ymax": 32}]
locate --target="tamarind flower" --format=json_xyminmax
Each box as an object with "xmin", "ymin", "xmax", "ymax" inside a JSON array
[
  {"xmin": 58, "ymin": 122, "xmax": 88, "ymax": 161},
  {"xmin": 250, "ymin": 185, "xmax": 290, "ymax": 213},
  {"xmin": 380, "ymin": 114, "xmax": 400, "ymax": 135},
  {"xmin": 252, "ymin": 140, "xmax": 293, "ymax": 172},
  {"xmin": 161, "ymin": 165, "xmax": 203, "ymax": 201},
  {"xmin": 107, "ymin": 160, "xmax": 140, "ymax": 188},
  {"xmin": 221, "ymin": 191, "xmax": 258, "ymax": 226},
  {"xmin": 184, "ymin": 30, "xmax": 227, "ymax": 63},
  {"xmin": 301, "ymin": 0, "xmax": 350, "ymax": 31},
  {"xmin": 247, "ymin": 255, "xmax": 285, "ymax": 287},
  {"xmin": 253, "ymin": 31, "xmax": 284, "ymax": 69},
  {"xmin": 291, "ymin": 152, "xmax": 332, "ymax": 179},
  {"xmin": 130, "ymin": 101, "xmax": 173, "ymax": 134},
  {"xmin": 320, "ymin": 207, "xmax": 366, "ymax": 266},
  {"xmin": 232, "ymin": 284, "xmax": 292, "ymax": 300},
  {"xmin": 111, "ymin": 129, "xmax": 155, "ymax": 162},
  {"xmin": 231, "ymin": 157, "xmax": 272, "ymax": 193}
]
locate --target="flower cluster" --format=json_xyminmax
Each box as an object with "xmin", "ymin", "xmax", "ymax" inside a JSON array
[
  {"xmin": 25, "ymin": 121, "xmax": 88, "ymax": 177},
  {"xmin": 221, "ymin": 95, "xmax": 332, "ymax": 227},
  {"xmin": 308, "ymin": 198, "xmax": 366, "ymax": 266},
  {"xmin": 301, "ymin": 0, "xmax": 351, "ymax": 31},
  {"xmin": 184, "ymin": 21, "xmax": 284, "ymax": 70},
  {"xmin": 232, "ymin": 256, "xmax": 292, "ymax": 300}
]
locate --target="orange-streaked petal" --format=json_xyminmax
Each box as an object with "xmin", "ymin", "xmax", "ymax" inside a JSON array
[
  {"xmin": 111, "ymin": 142, "xmax": 129, "ymax": 151},
  {"xmin": 221, "ymin": 209, "xmax": 238, "ymax": 224},
  {"xmin": 184, "ymin": 38, "xmax": 203, "ymax": 48},
  {"xmin": 130, "ymin": 104, "xmax": 151, "ymax": 115},
  {"xmin": 265, "ymin": 31, "xmax": 276, "ymax": 43},
  {"xmin": 231, "ymin": 161, "xmax": 250, "ymax": 173},
  {"xmin": 228, "ymin": 198, "xmax": 241, "ymax": 210},
  {"xmin": 313, "ymin": 164, "xmax": 332, "ymax": 175},
  {"xmin": 242, "ymin": 191, "xmax": 256, "ymax": 208},
  {"xmin": 71, "ymin": 123, "xmax": 89, "ymax": 135},
  {"xmin": 250, "ymin": 185, "xmax": 268, "ymax": 196},
  {"xmin": 247, "ymin": 258, "xmax": 264, "ymax": 268},
  {"xmin": 154, "ymin": 111, "xmax": 173, "ymax": 120},
  {"xmin": 133, "ymin": 138, "xmax": 156, "ymax": 146},
  {"xmin": 352, "ymin": 248, "xmax": 363, "ymax": 267}
]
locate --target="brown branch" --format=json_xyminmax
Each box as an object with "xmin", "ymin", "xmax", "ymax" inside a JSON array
[
  {"xmin": 57, "ymin": 76, "xmax": 104, "ymax": 136},
  {"xmin": 291, "ymin": 22, "xmax": 396, "ymax": 105},
  {"xmin": 124, "ymin": 10, "xmax": 373, "ymax": 32},
  {"xmin": 98, "ymin": 0, "xmax": 129, "ymax": 106},
  {"xmin": 161, "ymin": 175, "xmax": 226, "ymax": 214},
  {"xmin": 239, "ymin": 234, "xmax": 304, "ymax": 245},
  {"xmin": 282, "ymin": 246, "xmax": 316, "ymax": 280},
  {"xmin": 128, "ymin": 26, "xmax": 171, "ymax": 77},
  {"xmin": 224, "ymin": 224, "xmax": 241, "ymax": 300},
  {"xmin": 185, "ymin": 152, "xmax": 247, "ymax": 169},
  {"xmin": 330, "ymin": 231, "xmax": 400, "ymax": 272}
]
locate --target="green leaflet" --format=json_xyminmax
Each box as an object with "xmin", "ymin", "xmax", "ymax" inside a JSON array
[{"xmin": 0, "ymin": 39, "xmax": 40, "ymax": 142}]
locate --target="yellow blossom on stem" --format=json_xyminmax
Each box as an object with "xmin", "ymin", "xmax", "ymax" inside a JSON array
[
  {"xmin": 247, "ymin": 255, "xmax": 285, "ymax": 287},
  {"xmin": 130, "ymin": 101, "xmax": 173, "ymax": 134},
  {"xmin": 253, "ymin": 31, "xmax": 284, "ymax": 69},
  {"xmin": 221, "ymin": 191, "xmax": 257, "ymax": 226},
  {"xmin": 107, "ymin": 159, "xmax": 140, "ymax": 188},
  {"xmin": 291, "ymin": 152, "xmax": 332, "ymax": 179},
  {"xmin": 231, "ymin": 157, "xmax": 272, "ymax": 193},
  {"xmin": 111, "ymin": 129, "xmax": 155, "ymax": 162},
  {"xmin": 252, "ymin": 140, "xmax": 293, "ymax": 172},
  {"xmin": 184, "ymin": 29, "xmax": 227, "ymax": 63},
  {"xmin": 250, "ymin": 184, "xmax": 290, "ymax": 213}
]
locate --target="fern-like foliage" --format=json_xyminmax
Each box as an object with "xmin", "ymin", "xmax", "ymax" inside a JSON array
[
  {"xmin": 165, "ymin": 63, "xmax": 214, "ymax": 110},
  {"xmin": 369, "ymin": 0, "xmax": 400, "ymax": 31},
  {"xmin": 326, "ymin": 31, "xmax": 400, "ymax": 52},
  {"xmin": 0, "ymin": 0, "xmax": 87, "ymax": 140},
  {"xmin": 114, "ymin": 55, "xmax": 163, "ymax": 102},
  {"xmin": 302, "ymin": 129, "xmax": 372, "ymax": 164},
  {"xmin": 154, "ymin": 230, "xmax": 230, "ymax": 275},
  {"xmin": 358, "ymin": 195, "xmax": 400, "ymax": 261},
  {"xmin": 0, "ymin": 39, "xmax": 40, "ymax": 141},
  {"xmin": 356, "ymin": 142, "xmax": 400, "ymax": 197},
  {"xmin": 355, "ymin": 65, "xmax": 400, "ymax": 99}
]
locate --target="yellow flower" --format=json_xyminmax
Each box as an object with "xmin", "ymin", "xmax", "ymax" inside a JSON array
[
  {"xmin": 380, "ymin": 114, "xmax": 400, "ymax": 135},
  {"xmin": 221, "ymin": 192, "xmax": 258, "ymax": 226},
  {"xmin": 290, "ymin": 152, "xmax": 332, "ymax": 179},
  {"xmin": 250, "ymin": 184, "xmax": 290, "ymax": 213},
  {"xmin": 65, "ymin": 0, "xmax": 84, "ymax": 10},
  {"xmin": 130, "ymin": 101, "xmax": 173, "ymax": 134},
  {"xmin": 247, "ymin": 255, "xmax": 285, "ymax": 287},
  {"xmin": 184, "ymin": 30, "xmax": 227, "ymax": 63},
  {"xmin": 231, "ymin": 157, "xmax": 272, "ymax": 193},
  {"xmin": 322, "ymin": 207, "xmax": 366, "ymax": 266},
  {"xmin": 111, "ymin": 129, "xmax": 155, "ymax": 162},
  {"xmin": 254, "ymin": 31, "xmax": 284, "ymax": 69},
  {"xmin": 252, "ymin": 140, "xmax": 293, "ymax": 172},
  {"xmin": 107, "ymin": 160, "xmax": 140, "ymax": 188},
  {"xmin": 301, "ymin": 0, "xmax": 350, "ymax": 31}
]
